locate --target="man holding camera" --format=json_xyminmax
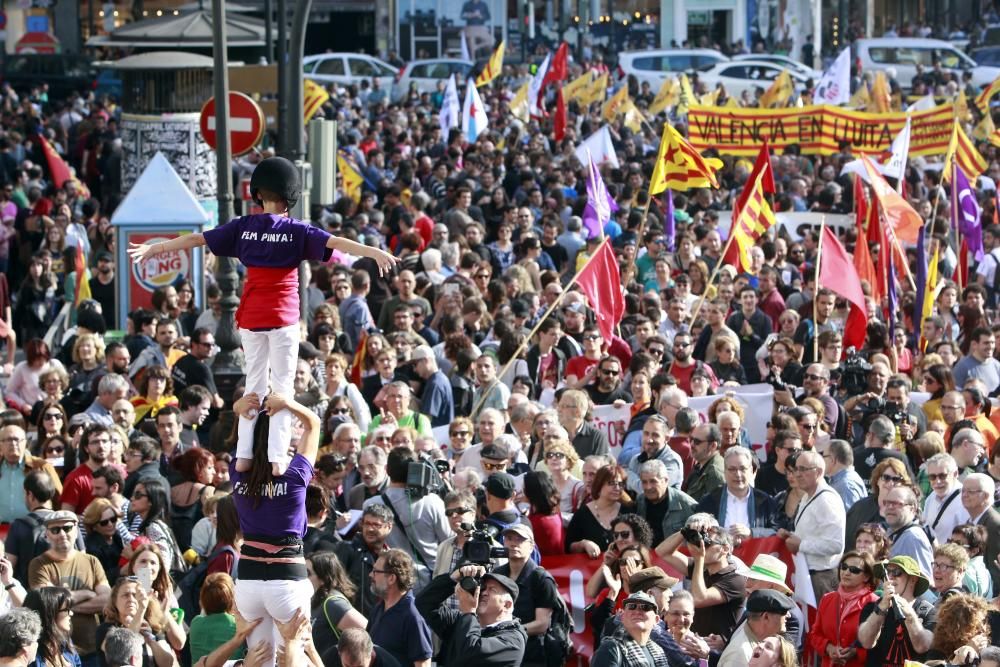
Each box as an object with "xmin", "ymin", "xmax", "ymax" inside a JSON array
[
  {"xmin": 656, "ymin": 515, "xmax": 747, "ymax": 640},
  {"xmin": 493, "ymin": 524, "xmax": 562, "ymax": 667},
  {"xmin": 415, "ymin": 566, "xmax": 527, "ymax": 666}
]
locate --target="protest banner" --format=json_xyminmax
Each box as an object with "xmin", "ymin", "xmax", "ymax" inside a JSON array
[
  {"xmin": 591, "ymin": 402, "xmax": 632, "ymax": 457},
  {"xmin": 689, "ymin": 384, "xmax": 774, "ymax": 460},
  {"xmin": 687, "ymin": 103, "xmax": 953, "ymax": 157},
  {"xmin": 712, "ymin": 210, "xmax": 854, "ymax": 242}
]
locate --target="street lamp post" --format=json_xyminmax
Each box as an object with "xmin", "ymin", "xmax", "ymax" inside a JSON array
[{"xmin": 210, "ymin": 0, "xmax": 245, "ymax": 400}]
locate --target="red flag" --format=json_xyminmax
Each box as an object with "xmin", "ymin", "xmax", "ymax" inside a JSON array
[
  {"xmin": 819, "ymin": 227, "xmax": 867, "ymax": 351},
  {"xmin": 576, "ymin": 239, "xmax": 623, "ymax": 342},
  {"xmin": 39, "ymin": 133, "xmax": 73, "ymax": 191},
  {"xmin": 553, "ymin": 85, "xmax": 566, "ymax": 142},
  {"xmin": 543, "ymin": 42, "xmax": 569, "ymax": 88},
  {"xmin": 349, "ymin": 331, "xmax": 368, "ymax": 386},
  {"xmin": 723, "ymin": 142, "xmax": 775, "ymax": 270},
  {"xmin": 866, "ymin": 202, "xmax": 888, "ymax": 301},
  {"xmin": 954, "ymin": 237, "xmax": 969, "ymax": 290}
]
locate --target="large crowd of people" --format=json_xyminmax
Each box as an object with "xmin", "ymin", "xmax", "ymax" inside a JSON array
[{"xmin": 1, "ymin": 25, "xmax": 1000, "ymax": 667}]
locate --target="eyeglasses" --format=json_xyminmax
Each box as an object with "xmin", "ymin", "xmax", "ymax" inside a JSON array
[
  {"xmin": 371, "ymin": 569, "xmax": 389, "ymax": 575},
  {"xmin": 613, "ymin": 530, "xmax": 632, "ymax": 540},
  {"xmin": 885, "ymin": 566, "xmax": 905, "ymax": 578},
  {"xmin": 545, "ymin": 451, "xmax": 566, "ymax": 460},
  {"xmin": 606, "ymin": 480, "xmax": 626, "ymax": 489},
  {"xmin": 43, "ymin": 412, "xmax": 63, "ymax": 420},
  {"xmin": 600, "ymin": 368, "xmax": 619, "ymax": 376},
  {"xmin": 450, "ymin": 430, "xmax": 471, "ymax": 438},
  {"xmin": 927, "ymin": 472, "xmax": 951, "ymax": 481},
  {"xmin": 803, "ymin": 374, "xmax": 826, "ymax": 382},
  {"xmin": 97, "ymin": 517, "xmax": 116, "ymax": 527},
  {"xmin": 689, "ymin": 437, "xmax": 713, "ymax": 445},
  {"xmin": 624, "ymin": 602, "xmax": 656, "ymax": 613},
  {"xmin": 840, "ymin": 563, "xmax": 865, "ymax": 574},
  {"xmin": 445, "ymin": 507, "xmax": 471, "ymax": 517},
  {"xmin": 48, "ymin": 524, "xmax": 74, "ymax": 535},
  {"xmin": 881, "ymin": 474, "xmax": 905, "ymax": 485},
  {"xmin": 583, "ymin": 334, "xmax": 601, "ymax": 341},
  {"xmin": 132, "ymin": 492, "xmax": 148, "ymax": 499},
  {"xmin": 482, "ymin": 462, "xmax": 507, "ymax": 472},
  {"xmin": 780, "ymin": 446, "xmax": 803, "ymax": 453},
  {"xmin": 932, "ymin": 562, "xmax": 956, "ymax": 571},
  {"xmin": 779, "ymin": 318, "xmax": 796, "ymax": 325},
  {"xmin": 882, "ymin": 499, "xmax": 912, "ymax": 509},
  {"xmin": 795, "ymin": 466, "xmax": 819, "ymax": 474}
]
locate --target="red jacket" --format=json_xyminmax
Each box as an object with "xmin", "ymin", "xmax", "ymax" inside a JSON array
[{"xmin": 808, "ymin": 588, "xmax": 879, "ymax": 667}]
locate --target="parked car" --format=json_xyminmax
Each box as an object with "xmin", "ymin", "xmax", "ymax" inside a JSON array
[
  {"xmin": 303, "ymin": 53, "xmax": 397, "ymax": 89},
  {"xmin": 853, "ymin": 38, "xmax": 1000, "ymax": 90},
  {"xmin": 2, "ymin": 54, "xmax": 97, "ymax": 99},
  {"xmin": 391, "ymin": 58, "xmax": 473, "ymax": 102},
  {"xmin": 699, "ymin": 60, "xmax": 811, "ymax": 99},
  {"xmin": 617, "ymin": 49, "xmax": 729, "ymax": 88},
  {"xmin": 971, "ymin": 46, "xmax": 1000, "ymax": 67},
  {"xmin": 732, "ymin": 53, "xmax": 820, "ymax": 81}
]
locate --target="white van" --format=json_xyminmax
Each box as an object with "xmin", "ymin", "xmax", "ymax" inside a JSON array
[
  {"xmin": 853, "ymin": 38, "xmax": 1000, "ymax": 90},
  {"xmin": 618, "ymin": 49, "xmax": 729, "ymax": 88}
]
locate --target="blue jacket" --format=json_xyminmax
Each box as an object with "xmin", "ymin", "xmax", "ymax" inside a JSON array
[{"xmin": 695, "ymin": 487, "xmax": 778, "ymax": 537}]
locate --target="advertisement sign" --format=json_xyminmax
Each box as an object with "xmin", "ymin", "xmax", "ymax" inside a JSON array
[{"xmin": 127, "ymin": 230, "xmax": 194, "ymax": 311}]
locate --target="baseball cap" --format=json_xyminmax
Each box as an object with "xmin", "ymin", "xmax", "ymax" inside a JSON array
[
  {"xmin": 501, "ymin": 523, "xmax": 534, "ymax": 542},
  {"xmin": 97, "ymin": 250, "xmax": 113, "ymax": 262},
  {"xmin": 484, "ymin": 472, "xmax": 516, "ymax": 499},
  {"xmin": 622, "ymin": 591, "xmax": 659, "ymax": 612},
  {"xmin": 480, "ymin": 443, "xmax": 510, "ymax": 462},
  {"xmin": 482, "ymin": 572, "xmax": 519, "ymax": 599}
]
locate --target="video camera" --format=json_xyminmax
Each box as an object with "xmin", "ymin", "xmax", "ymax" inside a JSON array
[
  {"xmin": 405, "ymin": 454, "xmax": 451, "ymax": 498},
  {"xmin": 854, "ymin": 395, "xmax": 909, "ymax": 426},
  {"xmin": 459, "ymin": 522, "xmax": 508, "ymax": 592},
  {"xmin": 835, "ymin": 349, "xmax": 872, "ymax": 396}
]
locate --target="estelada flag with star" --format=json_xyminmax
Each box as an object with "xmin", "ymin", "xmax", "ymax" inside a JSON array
[{"xmin": 649, "ymin": 123, "xmax": 722, "ymax": 194}]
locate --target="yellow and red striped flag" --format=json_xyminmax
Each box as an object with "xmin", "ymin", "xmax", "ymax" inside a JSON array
[
  {"xmin": 337, "ymin": 153, "xmax": 363, "ymax": 203},
  {"xmin": 943, "ymin": 119, "xmax": 987, "ymax": 183},
  {"xmin": 649, "ymin": 123, "xmax": 723, "ymax": 194},
  {"xmin": 725, "ymin": 167, "xmax": 777, "ymax": 272},
  {"xmin": 304, "ymin": 79, "xmax": 330, "ymax": 122},
  {"xmin": 602, "ymin": 84, "xmax": 629, "ymax": 123},
  {"xmin": 74, "ymin": 238, "xmax": 91, "ymax": 306},
  {"xmin": 976, "ymin": 75, "xmax": 1000, "ymax": 112},
  {"xmin": 475, "ymin": 41, "xmax": 505, "ymax": 87}
]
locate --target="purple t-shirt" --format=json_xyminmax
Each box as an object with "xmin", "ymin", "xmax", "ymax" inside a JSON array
[
  {"xmin": 203, "ymin": 214, "xmax": 333, "ymax": 328},
  {"xmin": 230, "ymin": 453, "xmax": 312, "ymax": 538}
]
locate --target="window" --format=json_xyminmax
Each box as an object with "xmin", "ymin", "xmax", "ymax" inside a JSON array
[
  {"xmin": 315, "ymin": 58, "xmax": 345, "ymax": 76},
  {"xmin": 349, "ymin": 59, "xmax": 379, "ymax": 77},
  {"xmin": 692, "ymin": 55, "xmax": 724, "ymax": 70},
  {"xmin": 303, "ymin": 61, "xmax": 317, "ymax": 74},
  {"xmin": 720, "ymin": 65, "xmax": 749, "ymax": 79},
  {"xmin": 631, "ymin": 56, "xmax": 663, "ymax": 72},
  {"xmin": 868, "ymin": 48, "xmax": 895, "ymax": 64}
]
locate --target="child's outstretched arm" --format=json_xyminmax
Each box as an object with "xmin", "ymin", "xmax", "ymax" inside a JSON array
[
  {"xmin": 128, "ymin": 233, "xmax": 207, "ymax": 264},
  {"xmin": 326, "ymin": 236, "xmax": 399, "ymax": 276}
]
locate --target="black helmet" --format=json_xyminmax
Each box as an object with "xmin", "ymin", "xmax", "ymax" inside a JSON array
[{"xmin": 249, "ymin": 156, "xmax": 301, "ymax": 209}]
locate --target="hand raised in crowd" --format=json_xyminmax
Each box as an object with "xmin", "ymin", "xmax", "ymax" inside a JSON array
[
  {"xmin": 601, "ymin": 564, "xmax": 622, "ymax": 600},
  {"xmin": 366, "ymin": 246, "xmax": 401, "ymax": 276}
]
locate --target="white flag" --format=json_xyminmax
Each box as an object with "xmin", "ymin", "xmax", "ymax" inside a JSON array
[
  {"xmin": 814, "ymin": 47, "xmax": 850, "ymax": 105},
  {"xmin": 527, "ymin": 52, "xmax": 551, "ymax": 117},
  {"xmin": 574, "ymin": 126, "xmax": 619, "ymax": 170},
  {"xmin": 883, "ymin": 115, "xmax": 911, "ymax": 188},
  {"xmin": 908, "ymin": 94, "xmax": 937, "ymax": 111},
  {"xmin": 439, "ymin": 74, "xmax": 460, "ymax": 137},
  {"xmin": 460, "ymin": 31, "xmax": 471, "ymax": 62},
  {"xmin": 461, "ymin": 78, "xmax": 488, "ymax": 142}
]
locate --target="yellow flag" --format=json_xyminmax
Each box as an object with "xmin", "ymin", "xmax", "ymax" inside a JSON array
[
  {"xmin": 621, "ymin": 100, "xmax": 645, "ymax": 133},
  {"xmin": 976, "ymin": 75, "xmax": 1000, "ymax": 112},
  {"xmin": 649, "ymin": 123, "xmax": 723, "ymax": 193},
  {"xmin": 337, "ymin": 154, "xmax": 363, "ymax": 203},
  {"xmin": 723, "ymin": 95, "xmax": 740, "ymax": 108},
  {"xmin": 602, "ymin": 84, "xmax": 629, "ymax": 123},
  {"xmin": 510, "ymin": 81, "xmax": 530, "ymax": 121},
  {"xmin": 677, "ymin": 74, "xmax": 694, "ymax": 116},
  {"xmin": 582, "ymin": 73, "xmax": 608, "ymax": 107},
  {"xmin": 562, "ymin": 71, "xmax": 593, "ymax": 103},
  {"xmin": 304, "ymin": 79, "xmax": 330, "ymax": 122},
  {"xmin": 943, "ymin": 119, "xmax": 987, "ymax": 182},
  {"xmin": 475, "ymin": 41, "xmax": 505, "ymax": 87},
  {"xmin": 870, "ymin": 72, "xmax": 892, "ymax": 113},
  {"xmin": 699, "ymin": 88, "xmax": 720, "ymax": 106},
  {"xmin": 974, "ymin": 111, "xmax": 996, "ymax": 141},
  {"xmin": 848, "ymin": 83, "xmax": 870, "ymax": 109},
  {"xmin": 648, "ymin": 78, "xmax": 679, "ymax": 116},
  {"xmin": 759, "ymin": 71, "xmax": 793, "ymax": 108},
  {"xmin": 955, "ymin": 92, "xmax": 972, "ymax": 123}
]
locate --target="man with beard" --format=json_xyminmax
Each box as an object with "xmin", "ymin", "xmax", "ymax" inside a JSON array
[
  {"xmin": 347, "ymin": 445, "xmax": 388, "ymax": 510},
  {"xmin": 89, "ymin": 251, "xmax": 116, "ymax": 329},
  {"xmin": 368, "ymin": 549, "xmax": 434, "ymax": 667},
  {"xmin": 89, "ymin": 342, "xmax": 137, "ymax": 399},
  {"xmin": 587, "ymin": 356, "xmax": 632, "ymax": 406},
  {"xmin": 635, "ymin": 459, "xmax": 697, "ymax": 546},
  {"xmin": 669, "ymin": 332, "xmax": 718, "ymax": 396},
  {"xmin": 883, "ymin": 486, "xmax": 933, "ymax": 575},
  {"xmin": 335, "ymin": 503, "xmax": 396, "ymax": 618},
  {"xmin": 60, "ymin": 424, "xmax": 113, "ymax": 514},
  {"xmin": 793, "ymin": 288, "xmax": 837, "ymax": 365},
  {"xmin": 627, "ymin": 415, "xmax": 683, "ymax": 493},
  {"xmin": 170, "ymin": 328, "xmax": 223, "ymax": 408}
]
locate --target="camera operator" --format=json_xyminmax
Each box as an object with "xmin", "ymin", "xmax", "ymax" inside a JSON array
[
  {"xmin": 886, "ymin": 379, "xmax": 926, "ymax": 438},
  {"xmin": 852, "ymin": 415, "xmax": 911, "ymax": 482},
  {"xmin": 493, "ymin": 524, "xmax": 562, "ymax": 667},
  {"xmin": 773, "ymin": 363, "xmax": 843, "ymax": 437},
  {"xmin": 415, "ymin": 566, "xmax": 527, "ymax": 666},
  {"xmin": 655, "ymin": 514, "xmax": 746, "ymax": 641},
  {"xmin": 842, "ymin": 361, "xmax": 892, "ymax": 441},
  {"xmin": 483, "ymin": 472, "xmax": 531, "ymax": 533}
]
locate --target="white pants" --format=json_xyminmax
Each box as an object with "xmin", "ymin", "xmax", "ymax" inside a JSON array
[
  {"xmin": 237, "ymin": 324, "xmax": 299, "ymax": 465},
  {"xmin": 235, "ymin": 578, "xmax": 313, "ymax": 659}
]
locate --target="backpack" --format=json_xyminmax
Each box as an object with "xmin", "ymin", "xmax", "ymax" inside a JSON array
[
  {"xmin": 10, "ymin": 512, "xmax": 50, "ymax": 583},
  {"xmin": 177, "ymin": 545, "xmax": 237, "ymax": 620},
  {"xmin": 484, "ymin": 515, "xmax": 541, "ymax": 564},
  {"xmin": 537, "ymin": 567, "xmax": 574, "ymax": 667}
]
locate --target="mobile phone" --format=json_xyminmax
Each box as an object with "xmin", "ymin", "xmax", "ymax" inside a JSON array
[
  {"xmin": 442, "ymin": 283, "xmax": 460, "ymax": 298},
  {"xmin": 136, "ymin": 567, "xmax": 153, "ymax": 593}
]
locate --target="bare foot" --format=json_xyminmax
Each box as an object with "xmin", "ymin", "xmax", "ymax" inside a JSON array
[
  {"xmin": 271, "ymin": 461, "xmax": 287, "ymax": 477},
  {"xmin": 235, "ymin": 458, "xmax": 252, "ymax": 472}
]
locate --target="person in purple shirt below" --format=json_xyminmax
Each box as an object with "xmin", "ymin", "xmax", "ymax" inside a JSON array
[
  {"xmin": 226, "ymin": 391, "xmax": 320, "ymax": 664},
  {"xmin": 128, "ymin": 157, "xmax": 397, "ymax": 478}
]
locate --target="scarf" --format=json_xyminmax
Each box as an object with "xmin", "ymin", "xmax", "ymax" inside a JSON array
[
  {"xmin": 131, "ymin": 394, "xmax": 179, "ymax": 423},
  {"xmin": 836, "ymin": 584, "xmax": 872, "ymax": 638},
  {"xmin": 614, "ymin": 634, "xmax": 670, "ymax": 667}
]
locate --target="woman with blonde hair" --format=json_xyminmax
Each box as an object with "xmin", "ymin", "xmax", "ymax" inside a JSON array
[
  {"xmin": 929, "ymin": 594, "xmax": 991, "ymax": 662},
  {"xmin": 82, "ymin": 498, "xmax": 124, "ymax": 581},
  {"xmin": 538, "ymin": 436, "xmax": 584, "ymax": 517},
  {"xmin": 750, "ymin": 636, "xmax": 798, "ymax": 667},
  {"xmin": 321, "ymin": 352, "xmax": 370, "ymax": 434},
  {"xmin": 845, "ymin": 458, "xmax": 911, "ymax": 550}
]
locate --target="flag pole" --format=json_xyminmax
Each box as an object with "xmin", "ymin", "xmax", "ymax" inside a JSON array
[
  {"xmin": 469, "ymin": 237, "xmax": 615, "ymax": 418},
  {"xmin": 813, "ymin": 217, "xmax": 826, "ymax": 362},
  {"xmin": 689, "ymin": 224, "xmax": 740, "ymax": 326},
  {"xmin": 622, "ymin": 196, "xmax": 653, "ymax": 287}
]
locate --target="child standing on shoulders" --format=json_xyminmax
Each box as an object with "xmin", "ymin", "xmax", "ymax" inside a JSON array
[{"xmin": 128, "ymin": 156, "xmax": 397, "ymax": 476}]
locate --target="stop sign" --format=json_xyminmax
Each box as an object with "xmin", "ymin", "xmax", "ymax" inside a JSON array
[{"xmin": 199, "ymin": 92, "xmax": 265, "ymax": 156}]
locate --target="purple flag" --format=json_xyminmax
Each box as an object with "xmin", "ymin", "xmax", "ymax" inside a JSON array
[
  {"xmin": 953, "ymin": 163, "xmax": 984, "ymax": 261},
  {"xmin": 664, "ymin": 189, "xmax": 675, "ymax": 252},
  {"xmin": 582, "ymin": 149, "xmax": 618, "ymax": 240}
]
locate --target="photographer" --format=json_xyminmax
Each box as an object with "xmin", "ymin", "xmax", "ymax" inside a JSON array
[
  {"xmin": 655, "ymin": 515, "xmax": 746, "ymax": 640},
  {"xmin": 415, "ymin": 566, "xmax": 527, "ymax": 666},
  {"xmin": 856, "ymin": 556, "xmax": 934, "ymax": 661},
  {"xmin": 773, "ymin": 363, "xmax": 842, "ymax": 437},
  {"xmin": 493, "ymin": 525, "xmax": 563, "ymax": 667}
]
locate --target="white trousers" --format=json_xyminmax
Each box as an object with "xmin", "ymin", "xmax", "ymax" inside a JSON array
[
  {"xmin": 234, "ymin": 578, "xmax": 313, "ymax": 659},
  {"xmin": 237, "ymin": 324, "xmax": 299, "ymax": 464}
]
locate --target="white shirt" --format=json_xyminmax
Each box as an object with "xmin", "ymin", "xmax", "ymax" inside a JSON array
[
  {"xmin": 794, "ymin": 480, "xmax": 846, "ymax": 571},
  {"xmin": 724, "ymin": 489, "xmax": 751, "ymax": 529},
  {"xmin": 921, "ymin": 483, "xmax": 968, "ymax": 545}
]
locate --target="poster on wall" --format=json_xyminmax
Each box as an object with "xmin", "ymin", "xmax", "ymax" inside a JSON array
[{"xmin": 126, "ymin": 230, "xmax": 195, "ymax": 311}]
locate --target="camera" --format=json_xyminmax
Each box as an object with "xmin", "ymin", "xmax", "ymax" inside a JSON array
[
  {"xmin": 459, "ymin": 522, "xmax": 507, "ymax": 593},
  {"xmin": 680, "ymin": 526, "xmax": 709, "ymax": 546},
  {"xmin": 853, "ymin": 395, "xmax": 908, "ymax": 426},
  {"xmin": 406, "ymin": 454, "xmax": 450, "ymax": 498},
  {"xmin": 764, "ymin": 356, "xmax": 789, "ymax": 393},
  {"xmin": 835, "ymin": 349, "xmax": 872, "ymax": 396}
]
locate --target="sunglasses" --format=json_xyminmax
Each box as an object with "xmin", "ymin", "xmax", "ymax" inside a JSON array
[
  {"xmin": 647, "ymin": 347, "xmax": 664, "ymax": 355},
  {"xmin": 133, "ymin": 492, "xmax": 148, "ymax": 499},
  {"xmin": 482, "ymin": 462, "xmax": 507, "ymax": 472},
  {"xmin": 600, "ymin": 368, "xmax": 619, "ymax": 376},
  {"xmin": 48, "ymin": 525, "xmax": 74, "ymax": 535},
  {"xmin": 451, "ymin": 430, "xmax": 471, "ymax": 437},
  {"xmin": 545, "ymin": 451, "xmax": 566, "ymax": 460},
  {"xmin": 881, "ymin": 474, "xmax": 905, "ymax": 485},
  {"xmin": 840, "ymin": 564, "xmax": 864, "ymax": 574},
  {"xmin": 97, "ymin": 517, "xmax": 116, "ymax": 527},
  {"xmin": 927, "ymin": 472, "xmax": 950, "ymax": 481},
  {"xmin": 43, "ymin": 412, "xmax": 63, "ymax": 420},
  {"xmin": 613, "ymin": 530, "xmax": 632, "ymax": 540},
  {"xmin": 885, "ymin": 566, "xmax": 905, "ymax": 577},
  {"xmin": 583, "ymin": 334, "xmax": 601, "ymax": 341},
  {"xmin": 45, "ymin": 445, "xmax": 65, "ymax": 455},
  {"xmin": 624, "ymin": 602, "xmax": 656, "ymax": 613},
  {"xmin": 445, "ymin": 507, "xmax": 471, "ymax": 517}
]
